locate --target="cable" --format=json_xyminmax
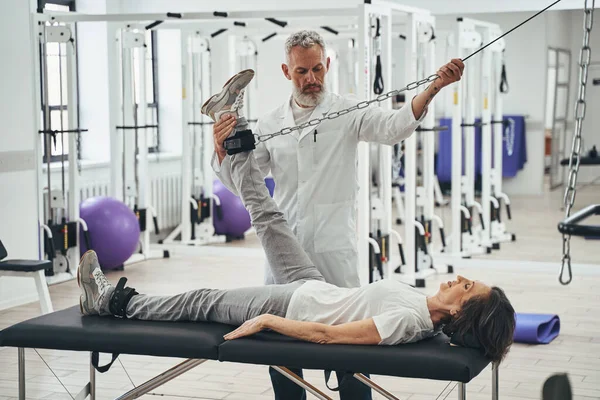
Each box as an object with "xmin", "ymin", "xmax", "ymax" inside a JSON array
[
  {"xmin": 33, "ymin": 348, "xmax": 75, "ymax": 400},
  {"xmin": 462, "ymin": 0, "xmax": 563, "ymax": 62},
  {"xmin": 119, "ymin": 358, "xmax": 138, "ymax": 388}
]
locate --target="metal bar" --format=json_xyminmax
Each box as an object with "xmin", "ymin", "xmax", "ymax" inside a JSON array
[
  {"xmin": 74, "ymin": 383, "xmax": 90, "ymax": 400},
  {"xmin": 18, "ymin": 348, "xmax": 25, "ymax": 400},
  {"xmin": 492, "ymin": 362, "xmax": 499, "ymax": 400},
  {"xmin": 114, "ymin": 359, "xmax": 206, "ymax": 400},
  {"xmin": 458, "ymin": 382, "xmax": 466, "ymax": 400},
  {"xmin": 558, "ymin": 204, "xmax": 600, "ymax": 235},
  {"xmin": 90, "ymin": 352, "xmax": 96, "ymax": 400},
  {"xmin": 271, "ymin": 366, "xmax": 333, "ymax": 400},
  {"xmin": 457, "ymin": 16, "xmax": 501, "ymax": 29},
  {"xmin": 353, "ymin": 373, "xmax": 400, "ymax": 400},
  {"xmin": 34, "ymin": 8, "xmax": 359, "ymax": 23}
]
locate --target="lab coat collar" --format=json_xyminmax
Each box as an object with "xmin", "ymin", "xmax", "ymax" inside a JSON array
[{"xmin": 280, "ymin": 92, "xmax": 335, "ymax": 142}]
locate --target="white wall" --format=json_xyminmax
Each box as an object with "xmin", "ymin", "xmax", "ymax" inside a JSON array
[
  {"xmin": 157, "ymin": 29, "xmax": 183, "ymax": 154},
  {"xmin": 0, "ymin": 0, "xmax": 42, "ymax": 311}
]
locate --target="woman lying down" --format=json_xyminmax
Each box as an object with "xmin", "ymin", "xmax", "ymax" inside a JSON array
[{"xmin": 77, "ymin": 149, "xmax": 516, "ymax": 364}]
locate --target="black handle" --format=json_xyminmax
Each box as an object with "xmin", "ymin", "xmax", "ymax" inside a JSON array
[
  {"xmin": 557, "ymin": 204, "xmax": 600, "ymax": 236},
  {"xmin": 376, "ymin": 253, "xmax": 384, "ymax": 279},
  {"xmin": 46, "ymin": 234, "xmax": 56, "ymax": 260},
  {"xmin": 215, "ymin": 204, "xmax": 223, "ymax": 220},
  {"xmin": 83, "ymin": 229, "xmax": 92, "ymax": 250},
  {"xmin": 145, "ymin": 20, "xmax": 164, "ymax": 30},
  {"xmin": 419, "ymin": 231, "xmax": 429, "ymax": 255},
  {"xmin": 468, "ymin": 217, "xmax": 473, "ymax": 235},
  {"xmin": 398, "ymin": 243, "xmax": 406, "ymax": 265},
  {"xmin": 506, "ymin": 204, "xmax": 512, "ymax": 220},
  {"xmin": 439, "ymin": 227, "xmax": 447, "ymax": 248},
  {"xmin": 213, "ymin": 11, "xmax": 228, "ymax": 17},
  {"xmin": 166, "ymin": 12, "xmax": 182, "ymax": 18},
  {"xmin": 153, "ymin": 216, "xmax": 160, "ymax": 235},
  {"xmin": 479, "ymin": 213, "xmax": 485, "ymax": 229}
]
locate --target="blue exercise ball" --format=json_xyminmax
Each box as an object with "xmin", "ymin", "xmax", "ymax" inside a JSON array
[
  {"xmin": 79, "ymin": 196, "xmax": 140, "ymax": 270},
  {"xmin": 213, "ymin": 180, "xmax": 251, "ymax": 237}
]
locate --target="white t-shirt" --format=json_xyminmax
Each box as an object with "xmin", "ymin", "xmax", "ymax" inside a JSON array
[
  {"xmin": 285, "ymin": 279, "xmax": 436, "ymax": 345},
  {"xmin": 291, "ymin": 98, "xmax": 315, "ymax": 126}
]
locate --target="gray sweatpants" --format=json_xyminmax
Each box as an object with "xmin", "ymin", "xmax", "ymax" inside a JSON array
[{"xmin": 125, "ymin": 151, "xmax": 325, "ymax": 325}]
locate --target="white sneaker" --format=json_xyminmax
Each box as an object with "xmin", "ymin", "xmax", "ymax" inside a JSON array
[
  {"xmin": 77, "ymin": 250, "xmax": 112, "ymax": 316},
  {"xmin": 201, "ymin": 69, "xmax": 255, "ymax": 122}
]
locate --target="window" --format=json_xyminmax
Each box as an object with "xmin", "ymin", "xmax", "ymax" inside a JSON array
[
  {"xmin": 39, "ymin": 0, "xmax": 79, "ymax": 163},
  {"xmin": 133, "ymin": 30, "xmax": 160, "ymax": 153}
]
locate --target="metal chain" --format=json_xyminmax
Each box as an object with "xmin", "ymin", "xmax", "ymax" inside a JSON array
[
  {"xmin": 254, "ymin": 74, "xmax": 439, "ymax": 143},
  {"xmin": 559, "ymin": 0, "xmax": 594, "ymax": 285}
]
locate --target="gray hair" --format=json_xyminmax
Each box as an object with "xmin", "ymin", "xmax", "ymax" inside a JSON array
[{"xmin": 284, "ymin": 30, "xmax": 327, "ymax": 63}]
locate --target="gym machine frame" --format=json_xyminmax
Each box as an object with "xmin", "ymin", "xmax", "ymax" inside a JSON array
[
  {"xmin": 33, "ymin": 20, "xmax": 91, "ymax": 284},
  {"xmin": 161, "ymin": 31, "xmax": 229, "ymax": 247},
  {"xmin": 108, "ymin": 23, "xmax": 169, "ymax": 265},
  {"xmin": 383, "ymin": 11, "xmax": 453, "ymax": 287},
  {"xmin": 444, "ymin": 17, "xmax": 514, "ymax": 261}
]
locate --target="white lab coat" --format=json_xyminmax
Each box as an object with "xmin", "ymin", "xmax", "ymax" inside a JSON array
[{"xmin": 212, "ymin": 92, "xmax": 427, "ymax": 288}]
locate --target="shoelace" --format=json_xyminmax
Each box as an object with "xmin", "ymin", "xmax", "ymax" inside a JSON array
[
  {"xmin": 93, "ymin": 269, "xmax": 111, "ymax": 293},
  {"xmin": 231, "ymin": 89, "xmax": 245, "ymax": 112}
]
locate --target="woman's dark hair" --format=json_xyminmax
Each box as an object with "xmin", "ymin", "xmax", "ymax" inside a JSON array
[{"xmin": 442, "ymin": 286, "xmax": 515, "ymax": 363}]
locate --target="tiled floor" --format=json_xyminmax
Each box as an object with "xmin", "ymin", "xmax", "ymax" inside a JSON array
[{"xmin": 1, "ymin": 183, "xmax": 599, "ymax": 399}]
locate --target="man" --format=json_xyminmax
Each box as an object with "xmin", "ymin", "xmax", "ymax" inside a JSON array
[{"xmin": 207, "ymin": 30, "xmax": 463, "ymax": 400}]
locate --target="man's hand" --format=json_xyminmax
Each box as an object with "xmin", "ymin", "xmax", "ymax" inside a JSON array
[
  {"xmin": 411, "ymin": 58, "xmax": 464, "ymax": 120},
  {"xmin": 213, "ymin": 114, "xmax": 237, "ymax": 164},
  {"xmin": 434, "ymin": 58, "xmax": 464, "ymax": 88},
  {"xmin": 223, "ymin": 314, "xmax": 271, "ymax": 340}
]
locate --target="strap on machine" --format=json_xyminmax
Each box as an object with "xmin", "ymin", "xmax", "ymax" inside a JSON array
[
  {"xmin": 373, "ymin": 17, "xmax": 384, "ymax": 95},
  {"xmin": 500, "ymin": 50, "xmax": 509, "ymax": 93}
]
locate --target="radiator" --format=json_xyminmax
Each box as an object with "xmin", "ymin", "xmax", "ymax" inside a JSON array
[{"xmin": 50, "ymin": 174, "xmax": 184, "ymax": 232}]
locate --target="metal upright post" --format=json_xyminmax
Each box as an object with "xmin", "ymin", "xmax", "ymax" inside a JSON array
[
  {"xmin": 379, "ymin": 9, "xmax": 393, "ymax": 279},
  {"xmin": 90, "ymin": 352, "xmax": 96, "ymax": 400},
  {"xmin": 457, "ymin": 382, "xmax": 466, "ymax": 400},
  {"xmin": 481, "ymin": 26, "xmax": 493, "ymax": 248},
  {"xmin": 402, "ymin": 12, "xmax": 418, "ymax": 285},
  {"xmin": 66, "ymin": 22, "xmax": 81, "ymax": 272},
  {"xmin": 180, "ymin": 30, "xmax": 193, "ymax": 243},
  {"xmin": 357, "ymin": 4, "xmax": 372, "ymax": 286},
  {"xmin": 18, "ymin": 348, "xmax": 25, "ymax": 400},
  {"xmin": 450, "ymin": 20, "xmax": 464, "ymax": 258},
  {"xmin": 137, "ymin": 31, "xmax": 150, "ymax": 256}
]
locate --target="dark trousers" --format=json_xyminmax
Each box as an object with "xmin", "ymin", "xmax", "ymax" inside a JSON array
[{"xmin": 269, "ymin": 366, "xmax": 373, "ymax": 399}]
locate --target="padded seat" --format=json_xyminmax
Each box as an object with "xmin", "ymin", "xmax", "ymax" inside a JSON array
[
  {"xmin": 0, "ymin": 259, "xmax": 51, "ymax": 272},
  {"xmin": 218, "ymin": 330, "xmax": 490, "ymax": 383},
  {"xmin": 0, "ymin": 305, "xmax": 232, "ymax": 361}
]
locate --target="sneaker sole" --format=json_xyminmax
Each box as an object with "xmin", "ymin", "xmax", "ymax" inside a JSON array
[
  {"xmin": 77, "ymin": 250, "xmax": 95, "ymax": 315},
  {"xmin": 201, "ymin": 69, "xmax": 255, "ymax": 119}
]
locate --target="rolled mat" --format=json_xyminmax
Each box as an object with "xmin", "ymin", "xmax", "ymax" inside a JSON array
[{"xmin": 513, "ymin": 313, "xmax": 560, "ymax": 344}]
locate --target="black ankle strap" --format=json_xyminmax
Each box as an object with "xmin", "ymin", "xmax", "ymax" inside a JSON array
[
  {"xmin": 109, "ymin": 277, "xmax": 138, "ymax": 318},
  {"xmin": 224, "ymin": 129, "xmax": 255, "ymax": 155}
]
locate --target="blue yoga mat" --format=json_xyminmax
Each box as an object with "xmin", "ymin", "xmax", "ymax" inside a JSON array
[{"xmin": 513, "ymin": 313, "xmax": 560, "ymax": 344}]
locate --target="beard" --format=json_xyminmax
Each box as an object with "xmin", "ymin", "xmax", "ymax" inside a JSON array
[{"xmin": 292, "ymin": 80, "xmax": 327, "ymax": 107}]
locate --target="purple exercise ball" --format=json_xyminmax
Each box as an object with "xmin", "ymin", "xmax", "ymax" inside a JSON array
[
  {"xmin": 213, "ymin": 179, "xmax": 251, "ymax": 237},
  {"xmin": 79, "ymin": 196, "xmax": 140, "ymax": 270}
]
